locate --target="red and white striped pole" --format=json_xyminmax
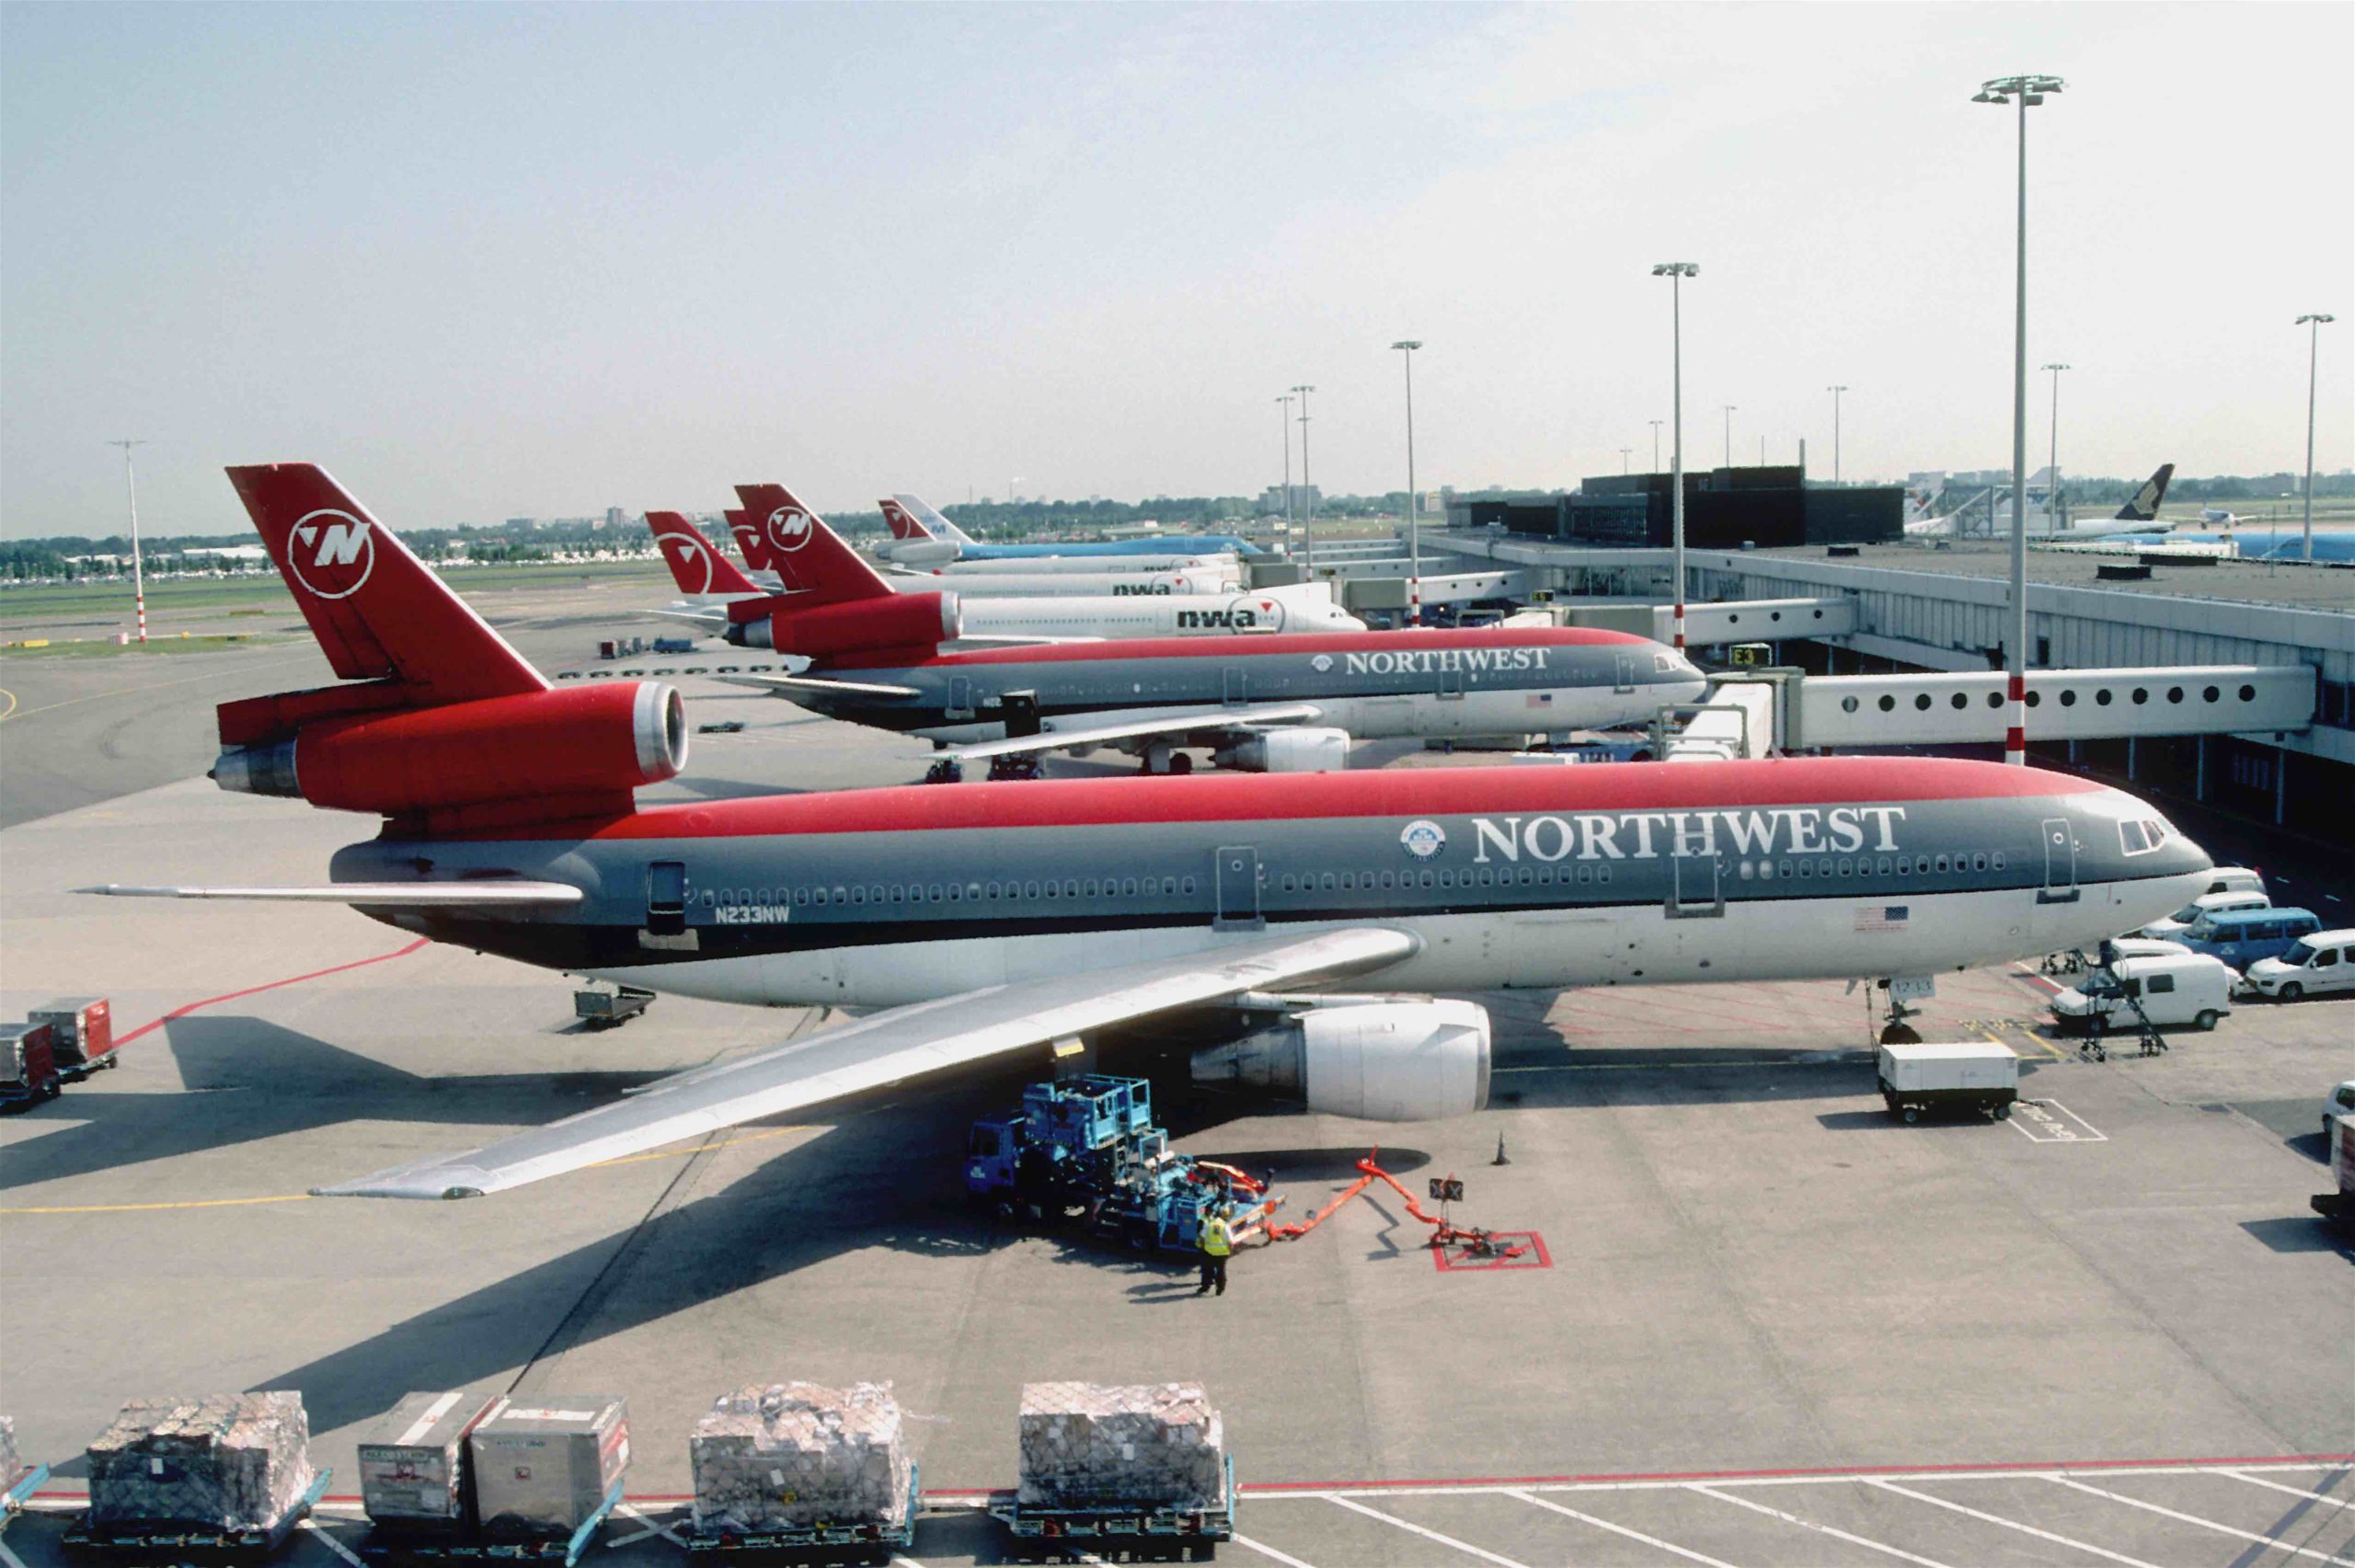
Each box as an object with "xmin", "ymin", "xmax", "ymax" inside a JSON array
[
  {"xmin": 109, "ymin": 439, "xmax": 149, "ymax": 644},
  {"xmin": 1652, "ymin": 263, "xmax": 1698, "ymax": 651}
]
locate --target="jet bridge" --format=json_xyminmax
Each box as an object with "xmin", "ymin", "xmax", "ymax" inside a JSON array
[{"xmin": 1654, "ymin": 665, "xmax": 2315, "ymax": 760}]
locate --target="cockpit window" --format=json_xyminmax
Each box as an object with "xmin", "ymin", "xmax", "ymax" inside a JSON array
[{"xmin": 2119, "ymin": 818, "xmax": 2170, "ymax": 855}]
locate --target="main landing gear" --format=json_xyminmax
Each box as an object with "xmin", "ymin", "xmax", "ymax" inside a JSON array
[
  {"xmin": 1140, "ymin": 741, "xmax": 1194, "ymax": 775},
  {"xmin": 924, "ymin": 759, "xmax": 964, "ymax": 784}
]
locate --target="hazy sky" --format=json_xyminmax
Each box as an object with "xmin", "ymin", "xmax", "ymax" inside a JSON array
[{"xmin": 4, "ymin": 3, "xmax": 2349, "ymax": 538}]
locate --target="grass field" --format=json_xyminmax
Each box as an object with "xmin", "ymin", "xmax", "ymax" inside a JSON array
[
  {"xmin": 0, "ymin": 558, "xmax": 672, "ymax": 627},
  {"xmin": 0, "ymin": 632, "xmax": 293, "ymax": 659}
]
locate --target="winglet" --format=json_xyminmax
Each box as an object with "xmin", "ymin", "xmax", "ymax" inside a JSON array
[
  {"xmin": 647, "ymin": 511, "xmax": 762, "ymax": 597},
  {"xmin": 732, "ymin": 485, "xmax": 894, "ymax": 606}
]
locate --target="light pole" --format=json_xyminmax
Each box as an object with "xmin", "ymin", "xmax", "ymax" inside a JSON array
[
  {"xmin": 106, "ymin": 435, "xmax": 149, "ymax": 640},
  {"xmin": 1721, "ymin": 405, "xmax": 1737, "ymax": 467},
  {"xmin": 1975, "ymin": 71, "xmax": 2064, "ymax": 767},
  {"xmin": 2297, "ymin": 315, "xmax": 2336, "ymax": 563},
  {"xmin": 1275, "ymin": 394, "xmax": 1295, "ymax": 529},
  {"xmin": 1648, "ymin": 419, "xmax": 1663, "ymax": 474},
  {"xmin": 1826, "ymin": 385, "xmax": 1848, "ymax": 484},
  {"xmin": 1619, "ymin": 447, "xmax": 1634, "ymax": 475},
  {"xmin": 2041, "ymin": 363, "xmax": 2068, "ymax": 521},
  {"xmin": 1391, "ymin": 341, "xmax": 1423, "ymax": 624},
  {"xmin": 1292, "ymin": 384, "xmax": 1317, "ymax": 572},
  {"xmin": 1652, "ymin": 262, "xmax": 1699, "ymax": 651}
]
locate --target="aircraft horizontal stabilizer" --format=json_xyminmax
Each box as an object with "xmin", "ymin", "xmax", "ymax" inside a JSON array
[
  {"xmin": 712, "ymin": 673, "xmax": 925, "ymax": 699},
  {"xmin": 76, "ymin": 882, "xmax": 585, "ymax": 906},
  {"xmin": 313, "ymin": 924, "xmax": 1419, "ymax": 1199},
  {"xmin": 947, "ymin": 702, "xmax": 1326, "ymax": 762}
]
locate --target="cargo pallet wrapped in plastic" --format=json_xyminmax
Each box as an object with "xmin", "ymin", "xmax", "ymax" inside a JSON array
[
  {"xmin": 70, "ymin": 1393, "xmax": 328, "ymax": 1556},
  {"xmin": 684, "ymin": 1383, "xmax": 917, "ymax": 1555},
  {"xmin": 5, "ymin": 1413, "xmax": 52, "ymax": 1522},
  {"xmin": 994, "ymin": 1382, "xmax": 1235, "ymax": 1547}
]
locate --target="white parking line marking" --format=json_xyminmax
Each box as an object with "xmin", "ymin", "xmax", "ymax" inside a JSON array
[
  {"xmin": 1327, "ymin": 1494, "xmax": 1533, "ymax": 1567},
  {"xmin": 1231, "ymin": 1533, "xmax": 1320, "ymax": 1568},
  {"xmin": 890, "ymin": 1557, "xmax": 927, "ymax": 1568},
  {"xmin": 1508, "ymin": 1488, "xmax": 1742, "ymax": 1567},
  {"xmin": 1867, "ymin": 1479, "xmax": 2164, "ymax": 1568},
  {"xmin": 0, "ymin": 1539, "xmax": 29, "ymax": 1568},
  {"xmin": 301, "ymin": 1519, "xmax": 369, "ymax": 1568},
  {"xmin": 2007, "ymin": 1098, "xmax": 2108, "ymax": 1143},
  {"xmin": 2051, "ymin": 1476, "xmax": 2352, "ymax": 1563},
  {"xmin": 1689, "ymin": 1483, "xmax": 1957, "ymax": 1568},
  {"xmin": 2224, "ymin": 1469, "xmax": 2355, "ymax": 1504}
]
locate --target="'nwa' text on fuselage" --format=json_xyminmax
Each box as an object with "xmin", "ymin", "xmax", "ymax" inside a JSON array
[{"xmin": 1470, "ymin": 806, "xmax": 1911, "ymax": 864}]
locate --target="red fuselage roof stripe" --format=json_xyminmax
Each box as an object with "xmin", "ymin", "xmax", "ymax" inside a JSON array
[
  {"xmin": 520, "ymin": 757, "xmax": 2108, "ymax": 843},
  {"xmin": 834, "ymin": 624, "xmax": 1653, "ymax": 670}
]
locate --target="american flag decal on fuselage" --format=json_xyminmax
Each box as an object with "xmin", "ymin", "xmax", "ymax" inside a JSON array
[{"xmin": 1855, "ymin": 905, "xmax": 1911, "ymax": 933}]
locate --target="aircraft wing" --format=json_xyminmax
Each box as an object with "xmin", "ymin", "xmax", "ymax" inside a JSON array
[
  {"xmin": 312, "ymin": 924, "xmax": 1419, "ymax": 1199},
  {"xmin": 77, "ymin": 882, "xmax": 585, "ymax": 906},
  {"xmin": 948, "ymin": 634, "xmax": 1106, "ymax": 647},
  {"xmin": 712, "ymin": 673, "xmax": 925, "ymax": 699},
  {"xmin": 946, "ymin": 703, "xmax": 1327, "ymax": 763}
]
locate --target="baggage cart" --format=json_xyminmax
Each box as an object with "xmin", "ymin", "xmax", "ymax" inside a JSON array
[
  {"xmin": 572, "ymin": 989, "xmax": 653, "ymax": 1029},
  {"xmin": 1878, "ymin": 1041, "xmax": 2018, "ymax": 1123},
  {"xmin": 989, "ymin": 1454, "xmax": 1234, "ymax": 1559},
  {"xmin": 1, "ymin": 1022, "xmax": 63, "ymax": 1110},
  {"xmin": 29, "ymin": 998, "xmax": 117, "ymax": 1080},
  {"xmin": 356, "ymin": 1480, "xmax": 620, "ymax": 1568},
  {"xmin": 5, "ymin": 1462, "xmax": 53, "ymax": 1528},
  {"xmin": 63, "ymin": 1469, "xmax": 332, "ymax": 1561},
  {"xmin": 681, "ymin": 1462, "xmax": 918, "ymax": 1565}
]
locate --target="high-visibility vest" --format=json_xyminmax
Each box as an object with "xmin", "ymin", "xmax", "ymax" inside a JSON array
[{"xmin": 1201, "ymin": 1216, "xmax": 1233, "ymax": 1256}]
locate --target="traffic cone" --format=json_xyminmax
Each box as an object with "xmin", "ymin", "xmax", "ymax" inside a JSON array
[{"xmin": 1492, "ymin": 1131, "xmax": 1511, "ymax": 1166}]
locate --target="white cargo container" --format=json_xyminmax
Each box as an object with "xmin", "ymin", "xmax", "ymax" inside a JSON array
[
  {"xmin": 467, "ymin": 1397, "xmax": 628, "ymax": 1541},
  {"xmin": 1878, "ymin": 1042, "xmax": 2018, "ymax": 1123}
]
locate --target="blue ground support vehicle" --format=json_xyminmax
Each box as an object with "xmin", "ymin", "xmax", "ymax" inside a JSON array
[
  {"xmin": 5, "ymin": 1459, "xmax": 53, "ymax": 1531},
  {"xmin": 965, "ymin": 1077, "xmax": 1280, "ymax": 1253},
  {"xmin": 2179, "ymin": 907, "xmax": 2323, "ymax": 970}
]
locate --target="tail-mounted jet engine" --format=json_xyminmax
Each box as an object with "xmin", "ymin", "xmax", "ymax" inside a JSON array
[{"xmin": 725, "ymin": 591, "xmax": 959, "ymax": 657}]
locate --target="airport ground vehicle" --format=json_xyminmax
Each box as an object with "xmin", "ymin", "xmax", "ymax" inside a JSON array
[
  {"xmin": 2313, "ymin": 1113, "xmax": 2355, "ymax": 1239},
  {"xmin": 0, "ymin": 1022, "xmax": 63, "ymax": 1110},
  {"xmin": 2324, "ymin": 1082, "xmax": 2355, "ymax": 1141},
  {"xmin": 2246, "ymin": 929, "xmax": 2355, "ymax": 1001},
  {"xmin": 30, "ymin": 998, "xmax": 117, "ymax": 1079},
  {"xmin": 679, "ymin": 1467, "xmax": 918, "ymax": 1564},
  {"xmin": 572, "ymin": 988, "xmax": 653, "ymax": 1028},
  {"xmin": 987, "ymin": 1457, "xmax": 1236, "ymax": 1556},
  {"xmin": 2049, "ymin": 953, "xmax": 2235, "ymax": 1034},
  {"xmin": 1878, "ymin": 1042, "xmax": 2018, "ymax": 1122},
  {"xmin": 63, "ymin": 1470, "xmax": 335, "ymax": 1561},
  {"xmin": 2179, "ymin": 907, "xmax": 2325, "ymax": 970},
  {"xmin": 2139, "ymin": 889, "xmax": 2269, "ymax": 940},
  {"xmin": 967, "ymin": 1076, "xmax": 1278, "ymax": 1253},
  {"xmin": 2196, "ymin": 866, "xmax": 2268, "ymax": 899}
]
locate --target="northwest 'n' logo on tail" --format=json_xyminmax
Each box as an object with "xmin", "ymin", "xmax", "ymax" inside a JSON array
[
  {"xmin": 646, "ymin": 512, "xmax": 761, "ymax": 598},
  {"xmin": 2114, "ymin": 464, "xmax": 2176, "ymax": 522},
  {"xmin": 227, "ymin": 464, "xmax": 544, "ymax": 702},
  {"xmin": 733, "ymin": 484, "xmax": 894, "ymax": 606},
  {"xmin": 879, "ymin": 498, "xmax": 932, "ymax": 542}
]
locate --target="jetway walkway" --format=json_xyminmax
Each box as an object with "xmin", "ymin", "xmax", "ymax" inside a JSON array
[{"xmin": 1653, "ymin": 665, "xmax": 2315, "ymax": 761}]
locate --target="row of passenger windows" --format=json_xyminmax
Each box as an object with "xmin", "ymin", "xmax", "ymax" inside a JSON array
[
  {"xmin": 698, "ymin": 876, "xmax": 1200, "ymax": 908},
  {"xmin": 1739, "ymin": 851, "xmax": 2005, "ymax": 882},
  {"xmin": 1279, "ymin": 864, "xmax": 1617, "ymax": 894}
]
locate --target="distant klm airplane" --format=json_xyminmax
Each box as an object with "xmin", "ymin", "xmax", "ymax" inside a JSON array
[{"xmin": 877, "ymin": 493, "xmax": 1261, "ymax": 564}]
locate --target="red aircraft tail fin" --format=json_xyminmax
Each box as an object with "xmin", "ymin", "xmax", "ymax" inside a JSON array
[
  {"xmin": 647, "ymin": 511, "xmax": 761, "ymax": 597},
  {"xmin": 879, "ymin": 498, "xmax": 933, "ymax": 541},
  {"xmin": 225, "ymin": 464, "xmax": 546, "ymax": 704},
  {"xmin": 732, "ymin": 484, "xmax": 893, "ymax": 606},
  {"xmin": 725, "ymin": 509, "xmax": 773, "ymax": 573}
]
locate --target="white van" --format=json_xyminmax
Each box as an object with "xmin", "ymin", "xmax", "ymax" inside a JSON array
[
  {"xmin": 2200, "ymin": 867, "xmax": 2269, "ymax": 899},
  {"xmin": 2246, "ymin": 930, "xmax": 2355, "ymax": 1001},
  {"xmin": 2050, "ymin": 953, "xmax": 2236, "ymax": 1034},
  {"xmin": 2140, "ymin": 890, "xmax": 2269, "ymax": 941}
]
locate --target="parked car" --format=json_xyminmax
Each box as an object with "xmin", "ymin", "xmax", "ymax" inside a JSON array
[
  {"xmin": 2246, "ymin": 930, "xmax": 2355, "ymax": 1001},
  {"xmin": 2050, "ymin": 953, "xmax": 2236, "ymax": 1035},
  {"xmin": 2178, "ymin": 907, "xmax": 2325, "ymax": 970},
  {"xmin": 2325, "ymin": 1081, "xmax": 2355, "ymax": 1141},
  {"xmin": 2140, "ymin": 889, "xmax": 2269, "ymax": 940},
  {"xmin": 2100, "ymin": 936, "xmax": 2193, "ymax": 962}
]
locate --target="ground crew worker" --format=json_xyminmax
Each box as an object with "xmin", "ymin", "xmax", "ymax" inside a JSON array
[{"xmin": 1196, "ymin": 1206, "xmax": 1234, "ymax": 1297}]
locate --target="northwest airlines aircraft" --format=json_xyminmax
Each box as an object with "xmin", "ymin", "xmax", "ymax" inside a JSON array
[
  {"xmin": 89, "ymin": 464, "xmax": 2215, "ymax": 1201},
  {"xmin": 877, "ymin": 493, "xmax": 1261, "ymax": 565},
  {"xmin": 700, "ymin": 485, "xmax": 1361, "ymax": 643}
]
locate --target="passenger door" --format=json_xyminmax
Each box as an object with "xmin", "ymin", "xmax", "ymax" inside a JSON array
[
  {"xmin": 644, "ymin": 861, "xmax": 687, "ymax": 938},
  {"xmin": 1223, "ymin": 667, "xmax": 1249, "ymax": 705},
  {"xmin": 947, "ymin": 676, "xmax": 975, "ymax": 721},
  {"xmin": 2039, "ymin": 817, "xmax": 2078, "ymax": 904},
  {"xmin": 1213, "ymin": 846, "xmax": 1262, "ymax": 932}
]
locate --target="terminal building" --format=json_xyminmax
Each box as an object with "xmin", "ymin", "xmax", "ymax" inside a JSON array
[
  {"xmin": 1425, "ymin": 526, "xmax": 2354, "ymax": 841},
  {"xmin": 1446, "ymin": 467, "xmax": 1904, "ymax": 549}
]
